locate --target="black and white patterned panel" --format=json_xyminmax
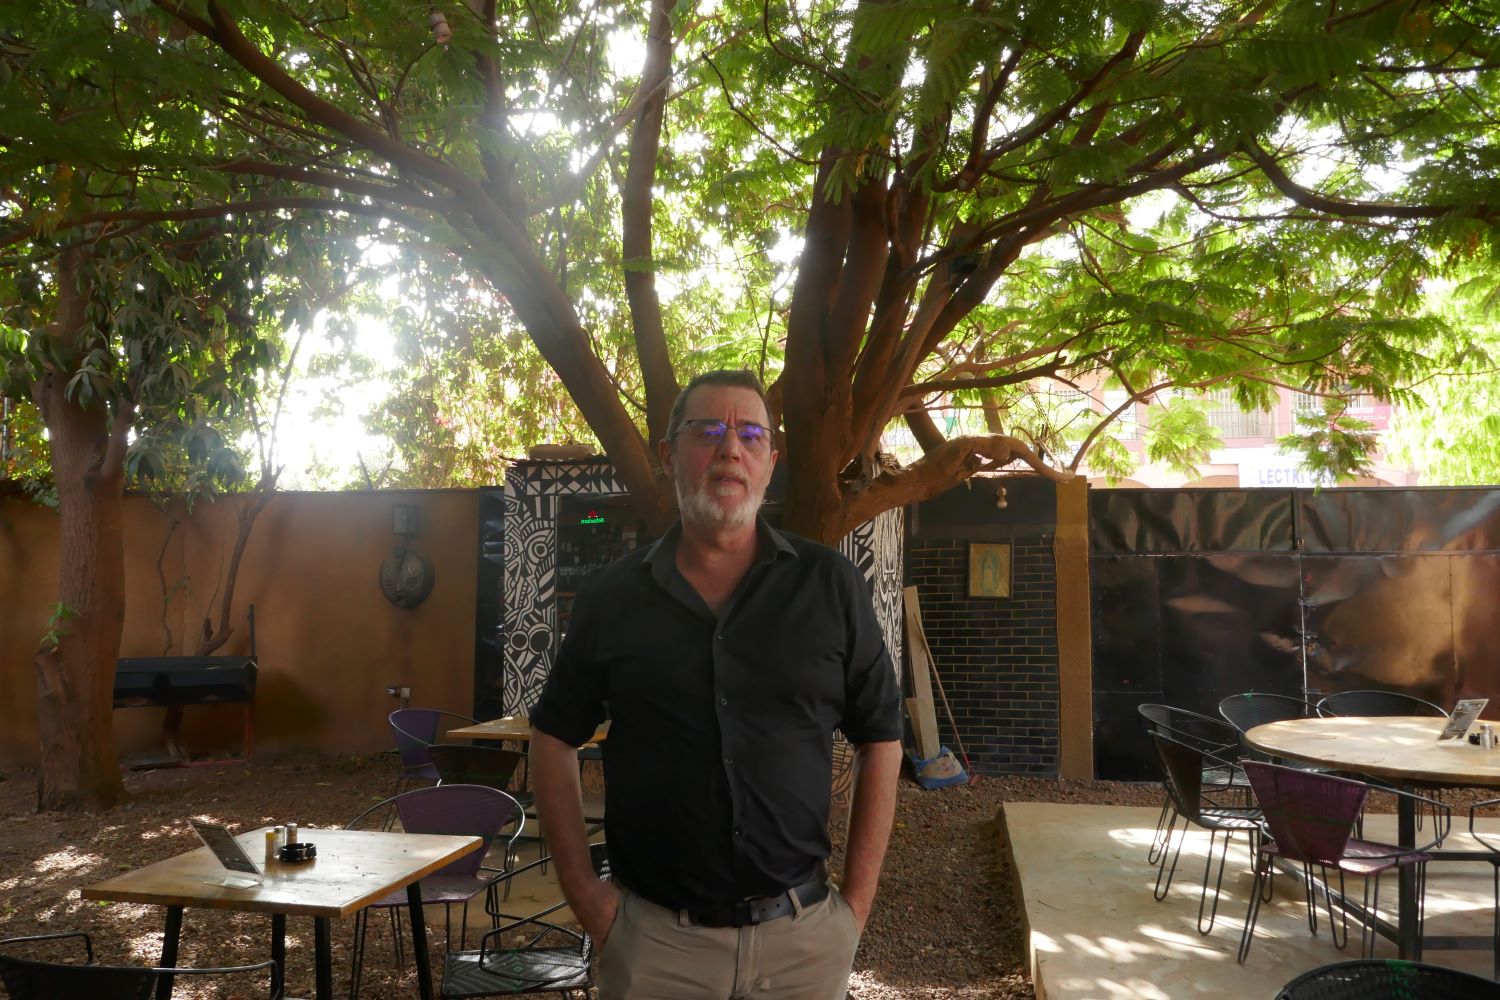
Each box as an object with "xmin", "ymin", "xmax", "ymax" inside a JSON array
[
  {"xmin": 831, "ymin": 506, "xmax": 904, "ymax": 804},
  {"xmin": 502, "ymin": 460, "xmax": 626, "ymax": 715}
]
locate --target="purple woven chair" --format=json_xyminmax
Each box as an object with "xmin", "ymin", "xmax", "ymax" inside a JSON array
[
  {"xmin": 1237, "ymin": 761, "xmax": 1446, "ymax": 964},
  {"xmin": 345, "ymin": 784, "xmax": 524, "ymax": 999},
  {"xmin": 1150, "ymin": 732, "xmax": 1264, "ymax": 934},
  {"xmin": 389, "ymin": 709, "xmax": 480, "ymax": 798}
]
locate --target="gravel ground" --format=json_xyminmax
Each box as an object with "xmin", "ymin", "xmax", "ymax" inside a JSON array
[{"xmin": 0, "ymin": 755, "xmax": 1163, "ymax": 998}]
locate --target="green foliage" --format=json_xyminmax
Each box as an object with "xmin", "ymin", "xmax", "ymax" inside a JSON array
[
  {"xmin": 1278, "ymin": 400, "xmax": 1378, "ymax": 484},
  {"xmin": 1142, "ymin": 398, "xmax": 1221, "ymax": 481},
  {"xmin": 1386, "ymin": 281, "xmax": 1500, "ymax": 484}
]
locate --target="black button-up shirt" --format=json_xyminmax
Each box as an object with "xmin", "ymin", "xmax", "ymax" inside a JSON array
[{"xmin": 530, "ymin": 518, "xmax": 901, "ymax": 911}]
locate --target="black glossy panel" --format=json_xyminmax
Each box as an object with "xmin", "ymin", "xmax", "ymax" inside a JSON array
[
  {"xmin": 1300, "ymin": 489, "xmax": 1500, "ymax": 553},
  {"xmin": 1091, "ymin": 489, "xmax": 1294, "ymax": 554},
  {"xmin": 1302, "ymin": 554, "xmax": 1455, "ymax": 708},
  {"xmin": 1156, "ymin": 554, "xmax": 1304, "ymax": 711},
  {"xmin": 1091, "ymin": 556, "xmax": 1161, "ymax": 693}
]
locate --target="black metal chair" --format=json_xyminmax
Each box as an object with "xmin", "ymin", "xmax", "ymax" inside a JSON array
[
  {"xmin": 1316, "ymin": 690, "xmax": 1448, "ymax": 719},
  {"xmin": 1149, "ymin": 731, "xmax": 1264, "ymax": 934},
  {"xmin": 1275, "ymin": 958, "xmax": 1500, "ymax": 999},
  {"xmin": 1137, "ymin": 704, "xmax": 1249, "ymax": 864},
  {"xmin": 0, "ymin": 931, "xmax": 280, "ymax": 1000},
  {"xmin": 389, "ymin": 708, "xmax": 481, "ymax": 798},
  {"xmin": 442, "ymin": 842, "xmax": 611, "ymax": 999},
  {"xmin": 1467, "ymin": 798, "xmax": 1500, "ymax": 977}
]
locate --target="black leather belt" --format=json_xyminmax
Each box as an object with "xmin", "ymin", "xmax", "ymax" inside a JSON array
[{"xmin": 683, "ymin": 878, "xmax": 830, "ymax": 928}]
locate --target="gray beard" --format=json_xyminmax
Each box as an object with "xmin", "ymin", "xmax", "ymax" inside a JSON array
[{"xmin": 678, "ymin": 481, "xmax": 761, "ymax": 533}]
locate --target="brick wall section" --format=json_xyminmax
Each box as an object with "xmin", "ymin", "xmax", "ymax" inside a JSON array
[{"xmin": 906, "ymin": 536, "xmax": 1059, "ymax": 776}]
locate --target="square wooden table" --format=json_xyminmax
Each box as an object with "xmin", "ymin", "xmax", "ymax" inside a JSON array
[{"xmin": 81, "ymin": 826, "xmax": 482, "ymax": 1000}]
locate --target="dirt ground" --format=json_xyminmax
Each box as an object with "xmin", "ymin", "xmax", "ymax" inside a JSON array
[{"xmin": 0, "ymin": 754, "xmax": 1161, "ymax": 998}]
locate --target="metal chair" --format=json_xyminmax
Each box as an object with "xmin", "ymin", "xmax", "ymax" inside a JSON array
[
  {"xmin": 1274, "ymin": 958, "xmax": 1500, "ymax": 999},
  {"xmin": 1316, "ymin": 690, "xmax": 1448, "ymax": 719},
  {"xmin": 1237, "ymin": 761, "xmax": 1445, "ymax": 964},
  {"xmin": 0, "ymin": 931, "xmax": 280, "ymax": 1000},
  {"xmin": 443, "ymin": 842, "xmax": 611, "ymax": 999},
  {"xmin": 345, "ymin": 783, "xmax": 525, "ymax": 999},
  {"xmin": 1137, "ymin": 704, "xmax": 1250, "ymax": 864},
  {"xmin": 1149, "ymin": 732, "xmax": 1264, "ymax": 934},
  {"xmin": 429, "ymin": 744, "xmax": 545, "ymax": 881},
  {"xmin": 389, "ymin": 708, "xmax": 480, "ymax": 797},
  {"xmin": 1466, "ymin": 798, "xmax": 1500, "ymax": 977}
]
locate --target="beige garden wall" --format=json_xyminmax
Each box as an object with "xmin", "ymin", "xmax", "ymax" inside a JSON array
[{"xmin": 0, "ymin": 488, "xmax": 480, "ymax": 768}]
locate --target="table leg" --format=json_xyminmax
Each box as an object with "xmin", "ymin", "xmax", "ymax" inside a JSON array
[
  {"xmin": 1397, "ymin": 793, "xmax": 1420, "ymax": 959},
  {"xmin": 314, "ymin": 916, "xmax": 333, "ymax": 1000},
  {"xmin": 155, "ymin": 905, "xmax": 183, "ymax": 1000},
  {"xmin": 408, "ymin": 882, "xmax": 435, "ymax": 1000},
  {"xmin": 270, "ymin": 913, "xmax": 286, "ymax": 999}
]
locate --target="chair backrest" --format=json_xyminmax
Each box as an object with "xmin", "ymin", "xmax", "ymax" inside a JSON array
[
  {"xmin": 1149, "ymin": 732, "xmax": 1215, "ymax": 820},
  {"xmin": 1138, "ymin": 703, "xmax": 1239, "ymax": 754},
  {"xmin": 1317, "ymin": 690, "xmax": 1448, "ymax": 719},
  {"xmin": 1218, "ymin": 692, "xmax": 1316, "ymax": 733},
  {"xmin": 1275, "ymin": 958, "xmax": 1500, "ymax": 999},
  {"xmin": 428, "ymin": 744, "xmax": 525, "ymax": 792},
  {"xmin": 1242, "ymin": 760, "xmax": 1365, "ymax": 867},
  {"xmin": 0, "ymin": 933, "xmax": 275, "ymax": 1000},
  {"xmin": 393, "ymin": 783, "xmax": 523, "ymax": 879},
  {"xmin": 0, "ymin": 958, "xmax": 158, "ymax": 1000},
  {"xmin": 388, "ymin": 708, "xmax": 479, "ymax": 773}
]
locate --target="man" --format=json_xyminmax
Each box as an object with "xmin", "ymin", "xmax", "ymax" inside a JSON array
[{"xmin": 530, "ymin": 369, "xmax": 903, "ymax": 999}]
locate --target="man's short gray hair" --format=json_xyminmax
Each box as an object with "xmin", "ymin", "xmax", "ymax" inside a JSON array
[{"xmin": 664, "ymin": 370, "xmax": 772, "ymax": 442}]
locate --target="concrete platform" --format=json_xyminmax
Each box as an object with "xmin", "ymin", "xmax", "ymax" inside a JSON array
[{"xmin": 1002, "ymin": 802, "xmax": 1498, "ymax": 999}]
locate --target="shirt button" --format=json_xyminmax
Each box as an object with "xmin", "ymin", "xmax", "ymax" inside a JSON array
[
  {"xmin": 719, "ymin": 696, "xmax": 728, "ymax": 706},
  {"xmin": 723, "ymin": 755, "xmax": 734, "ymax": 766},
  {"xmin": 715, "ymin": 634, "xmax": 723, "ymax": 642},
  {"xmin": 733, "ymin": 826, "xmax": 744, "ymax": 837}
]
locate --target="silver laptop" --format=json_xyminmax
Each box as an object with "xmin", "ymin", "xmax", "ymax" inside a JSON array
[{"xmin": 190, "ymin": 819, "xmax": 263, "ymax": 888}]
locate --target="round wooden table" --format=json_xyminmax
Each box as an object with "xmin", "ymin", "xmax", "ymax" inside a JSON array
[{"xmin": 1246, "ymin": 715, "xmax": 1500, "ymax": 961}]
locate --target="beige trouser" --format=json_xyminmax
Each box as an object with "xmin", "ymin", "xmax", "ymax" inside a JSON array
[{"xmin": 597, "ymin": 884, "xmax": 862, "ymax": 999}]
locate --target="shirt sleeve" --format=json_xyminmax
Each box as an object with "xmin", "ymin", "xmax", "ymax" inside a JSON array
[
  {"xmin": 836, "ymin": 556, "xmax": 903, "ymax": 744},
  {"xmin": 529, "ymin": 573, "xmax": 608, "ymax": 747}
]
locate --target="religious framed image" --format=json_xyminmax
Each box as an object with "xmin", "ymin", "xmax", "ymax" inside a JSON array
[{"xmin": 967, "ymin": 542, "xmax": 1012, "ymax": 599}]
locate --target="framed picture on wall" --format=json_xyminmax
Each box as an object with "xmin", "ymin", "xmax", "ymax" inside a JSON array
[{"xmin": 968, "ymin": 542, "xmax": 1012, "ymax": 599}]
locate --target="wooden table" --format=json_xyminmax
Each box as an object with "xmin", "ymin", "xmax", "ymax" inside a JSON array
[
  {"xmin": 1246, "ymin": 715, "xmax": 1500, "ymax": 960},
  {"xmin": 81, "ymin": 827, "xmax": 481, "ymax": 1000},
  {"xmin": 447, "ymin": 715, "xmax": 609, "ymax": 743}
]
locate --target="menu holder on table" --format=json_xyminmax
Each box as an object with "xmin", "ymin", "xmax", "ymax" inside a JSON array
[{"xmin": 1437, "ymin": 698, "xmax": 1489, "ymax": 742}]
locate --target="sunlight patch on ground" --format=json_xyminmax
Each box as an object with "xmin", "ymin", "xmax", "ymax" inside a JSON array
[{"xmin": 31, "ymin": 848, "xmax": 101, "ymax": 877}]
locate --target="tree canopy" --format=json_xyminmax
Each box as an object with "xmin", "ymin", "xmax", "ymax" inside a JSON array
[{"xmin": 5, "ymin": 0, "xmax": 1499, "ymax": 536}]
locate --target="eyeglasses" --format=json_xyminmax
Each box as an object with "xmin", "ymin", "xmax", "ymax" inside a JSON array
[{"xmin": 673, "ymin": 418, "xmax": 774, "ymax": 450}]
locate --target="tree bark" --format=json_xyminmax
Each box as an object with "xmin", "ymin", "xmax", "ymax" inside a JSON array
[{"xmin": 32, "ymin": 248, "xmax": 127, "ymax": 812}]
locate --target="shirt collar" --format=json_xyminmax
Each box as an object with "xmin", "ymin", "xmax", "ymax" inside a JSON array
[{"xmin": 642, "ymin": 515, "xmax": 798, "ymax": 580}]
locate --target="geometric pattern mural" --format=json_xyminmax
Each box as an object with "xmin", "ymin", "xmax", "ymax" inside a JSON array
[{"xmin": 501, "ymin": 458, "xmax": 905, "ymax": 802}]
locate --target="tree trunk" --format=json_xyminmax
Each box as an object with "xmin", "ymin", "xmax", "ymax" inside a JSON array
[{"xmin": 32, "ymin": 249, "xmax": 127, "ymax": 812}]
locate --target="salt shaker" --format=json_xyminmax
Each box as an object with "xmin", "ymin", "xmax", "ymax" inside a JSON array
[
  {"xmin": 286, "ymin": 822, "xmax": 299, "ymax": 845},
  {"xmin": 274, "ymin": 825, "xmax": 287, "ymax": 851},
  {"xmin": 1481, "ymin": 724, "xmax": 1495, "ymax": 750}
]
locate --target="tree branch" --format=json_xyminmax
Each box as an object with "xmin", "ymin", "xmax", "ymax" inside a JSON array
[
  {"xmin": 622, "ymin": 0, "xmax": 679, "ymax": 446},
  {"xmin": 1244, "ymin": 141, "xmax": 1496, "ymax": 220}
]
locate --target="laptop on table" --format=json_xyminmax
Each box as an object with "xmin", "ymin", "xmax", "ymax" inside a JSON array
[{"xmin": 189, "ymin": 819, "xmax": 263, "ymax": 889}]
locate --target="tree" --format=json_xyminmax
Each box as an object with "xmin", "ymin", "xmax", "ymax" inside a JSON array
[
  {"xmin": 4, "ymin": 0, "xmax": 1499, "ymax": 805},
  {"xmin": 122, "ymin": 0, "xmax": 1496, "ymax": 536},
  {"xmin": 1386, "ymin": 278, "xmax": 1500, "ymax": 483}
]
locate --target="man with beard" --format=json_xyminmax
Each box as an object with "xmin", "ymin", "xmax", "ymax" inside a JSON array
[{"xmin": 530, "ymin": 369, "xmax": 903, "ymax": 999}]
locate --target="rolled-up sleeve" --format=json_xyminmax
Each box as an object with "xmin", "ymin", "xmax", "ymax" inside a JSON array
[
  {"xmin": 530, "ymin": 574, "xmax": 608, "ymax": 747},
  {"xmin": 837, "ymin": 560, "xmax": 902, "ymax": 744}
]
